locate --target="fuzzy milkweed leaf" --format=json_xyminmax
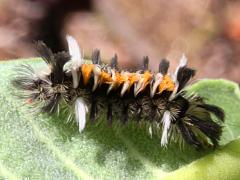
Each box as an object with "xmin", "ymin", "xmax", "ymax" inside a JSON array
[{"xmin": 0, "ymin": 59, "xmax": 240, "ymax": 180}]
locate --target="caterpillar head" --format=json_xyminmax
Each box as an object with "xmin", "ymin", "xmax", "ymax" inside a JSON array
[{"xmin": 12, "ymin": 41, "xmax": 71, "ymax": 113}]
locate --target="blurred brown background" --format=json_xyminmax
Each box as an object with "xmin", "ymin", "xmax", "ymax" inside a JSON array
[{"xmin": 0, "ymin": 0, "xmax": 240, "ymax": 82}]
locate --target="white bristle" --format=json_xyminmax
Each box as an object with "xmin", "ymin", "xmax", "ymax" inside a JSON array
[
  {"xmin": 66, "ymin": 35, "xmax": 83, "ymax": 88},
  {"xmin": 75, "ymin": 98, "xmax": 88, "ymax": 132},
  {"xmin": 161, "ymin": 111, "xmax": 171, "ymax": 147}
]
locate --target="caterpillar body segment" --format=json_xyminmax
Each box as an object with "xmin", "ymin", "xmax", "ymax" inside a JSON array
[{"xmin": 12, "ymin": 35, "xmax": 224, "ymax": 150}]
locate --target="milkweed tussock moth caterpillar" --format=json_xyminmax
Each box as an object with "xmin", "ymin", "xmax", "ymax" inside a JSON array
[{"xmin": 12, "ymin": 35, "xmax": 225, "ymax": 150}]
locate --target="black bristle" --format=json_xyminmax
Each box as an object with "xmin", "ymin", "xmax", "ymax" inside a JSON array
[
  {"xmin": 52, "ymin": 52, "xmax": 71, "ymax": 84},
  {"xmin": 143, "ymin": 56, "xmax": 149, "ymax": 71},
  {"xmin": 35, "ymin": 41, "xmax": 70, "ymax": 84},
  {"xmin": 42, "ymin": 94, "xmax": 60, "ymax": 114},
  {"xmin": 197, "ymin": 104, "xmax": 225, "ymax": 122},
  {"xmin": 188, "ymin": 115, "xmax": 222, "ymax": 147},
  {"xmin": 92, "ymin": 49, "xmax": 101, "ymax": 64},
  {"xmin": 159, "ymin": 59, "xmax": 169, "ymax": 75},
  {"xmin": 90, "ymin": 99, "xmax": 97, "ymax": 123},
  {"xmin": 177, "ymin": 67, "xmax": 196, "ymax": 92},
  {"xmin": 121, "ymin": 105, "xmax": 129, "ymax": 124},
  {"xmin": 110, "ymin": 54, "xmax": 118, "ymax": 69},
  {"xmin": 170, "ymin": 95, "xmax": 189, "ymax": 120},
  {"xmin": 35, "ymin": 41, "xmax": 54, "ymax": 65},
  {"xmin": 177, "ymin": 120, "xmax": 203, "ymax": 149},
  {"xmin": 12, "ymin": 64, "xmax": 37, "ymax": 91},
  {"xmin": 107, "ymin": 103, "xmax": 113, "ymax": 125},
  {"xmin": 136, "ymin": 107, "xmax": 142, "ymax": 122}
]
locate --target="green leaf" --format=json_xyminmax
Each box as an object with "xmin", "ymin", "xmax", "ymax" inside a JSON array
[{"xmin": 0, "ymin": 59, "xmax": 240, "ymax": 180}]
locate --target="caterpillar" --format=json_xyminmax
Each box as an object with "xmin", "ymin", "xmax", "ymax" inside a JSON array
[{"xmin": 12, "ymin": 35, "xmax": 225, "ymax": 149}]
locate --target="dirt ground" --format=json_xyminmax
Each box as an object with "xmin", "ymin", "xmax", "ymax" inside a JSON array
[{"xmin": 0, "ymin": 0, "xmax": 239, "ymax": 82}]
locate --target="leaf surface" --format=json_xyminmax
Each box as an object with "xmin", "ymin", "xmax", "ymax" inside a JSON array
[{"xmin": 0, "ymin": 59, "xmax": 240, "ymax": 180}]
